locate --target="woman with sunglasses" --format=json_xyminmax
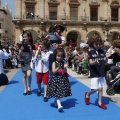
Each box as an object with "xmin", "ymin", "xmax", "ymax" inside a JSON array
[
  {"xmin": 19, "ymin": 30, "xmax": 35, "ymax": 95},
  {"xmin": 84, "ymin": 35, "xmax": 107, "ymax": 109}
]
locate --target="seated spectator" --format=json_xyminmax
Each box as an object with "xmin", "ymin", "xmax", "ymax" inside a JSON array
[
  {"xmin": 11, "ymin": 55, "xmax": 18, "ymax": 68},
  {"xmin": 66, "ymin": 47, "xmax": 73, "ymax": 68},
  {"xmin": 82, "ymin": 46, "xmax": 89, "ymax": 75},
  {"xmin": 76, "ymin": 49, "xmax": 84, "ymax": 74},
  {"xmin": 71, "ymin": 47, "xmax": 80, "ymax": 71},
  {"xmin": 105, "ymin": 41, "xmax": 120, "ymax": 81},
  {"xmin": 69, "ymin": 39, "xmax": 77, "ymax": 47},
  {"xmin": 110, "ymin": 64, "xmax": 120, "ymax": 80},
  {"xmin": 103, "ymin": 41, "xmax": 112, "ymax": 55},
  {"xmin": 106, "ymin": 40, "xmax": 120, "ymax": 84},
  {"xmin": 110, "ymin": 40, "xmax": 120, "ymax": 80}
]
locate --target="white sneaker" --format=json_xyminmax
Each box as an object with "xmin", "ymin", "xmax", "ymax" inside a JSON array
[{"xmin": 58, "ymin": 106, "xmax": 63, "ymax": 112}]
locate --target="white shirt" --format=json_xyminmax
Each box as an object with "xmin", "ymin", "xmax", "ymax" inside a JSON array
[
  {"xmin": 35, "ymin": 50, "xmax": 51, "ymax": 73},
  {"xmin": 12, "ymin": 58, "xmax": 18, "ymax": 66},
  {"xmin": 0, "ymin": 50, "xmax": 9, "ymax": 74}
]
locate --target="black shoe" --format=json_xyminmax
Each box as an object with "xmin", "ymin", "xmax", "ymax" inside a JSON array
[
  {"xmin": 37, "ymin": 91, "xmax": 41, "ymax": 96},
  {"xmin": 27, "ymin": 90, "xmax": 31, "ymax": 95},
  {"xmin": 44, "ymin": 97, "xmax": 48, "ymax": 102},
  {"xmin": 23, "ymin": 92, "xmax": 27, "ymax": 96}
]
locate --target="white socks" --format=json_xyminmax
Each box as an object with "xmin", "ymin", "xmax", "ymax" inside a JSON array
[{"xmin": 55, "ymin": 98, "xmax": 63, "ymax": 111}]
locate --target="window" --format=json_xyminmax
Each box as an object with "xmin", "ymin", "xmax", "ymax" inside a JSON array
[
  {"xmin": 49, "ymin": 6, "xmax": 57, "ymax": 20},
  {"xmin": 70, "ymin": 7, "xmax": 78, "ymax": 20},
  {"xmin": 90, "ymin": 7, "xmax": 98, "ymax": 21},
  {"xmin": 111, "ymin": 8, "xmax": 118, "ymax": 21},
  {"xmin": 26, "ymin": 4, "xmax": 35, "ymax": 18}
]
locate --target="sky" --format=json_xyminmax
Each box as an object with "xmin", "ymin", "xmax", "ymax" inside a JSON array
[{"xmin": 1, "ymin": 0, "xmax": 15, "ymax": 16}]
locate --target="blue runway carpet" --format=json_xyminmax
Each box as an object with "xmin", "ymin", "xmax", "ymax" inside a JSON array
[{"xmin": 0, "ymin": 69, "xmax": 119, "ymax": 120}]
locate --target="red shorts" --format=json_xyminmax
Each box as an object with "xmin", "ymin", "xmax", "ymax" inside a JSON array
[{"xmin": 36, "ymin": 71, "xmax": 49, "ymax": 84}]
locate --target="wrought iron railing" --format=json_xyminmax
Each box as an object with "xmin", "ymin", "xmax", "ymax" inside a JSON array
[
  {"xmin": 46, "ymin": 15, "xmax": 90, "ymax": 21},
  {"xmin": 13, "ymin": 15, "xmax": 120, "ymax": 22}
]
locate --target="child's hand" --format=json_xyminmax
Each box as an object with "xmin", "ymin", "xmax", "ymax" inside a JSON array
[{"xmin": 64, "ymin": 63, "xmax": 67, "ymax": 68}]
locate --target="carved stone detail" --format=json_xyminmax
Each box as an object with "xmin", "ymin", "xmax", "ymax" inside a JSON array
[
  {"xmin": 89, "ymin": 0, "xmax": 100, "ymax": 7},
  {"xmin": 48, "ymin": 0, "xmax": 60, "ymax": 6},
  {"xmin": 69, "ymin": 0, "xmax": 80, "ymax": 7}
]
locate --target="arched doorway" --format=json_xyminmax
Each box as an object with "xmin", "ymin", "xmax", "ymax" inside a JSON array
[
  {"xmin": 66, "ymin": 31, "xmax": 81, "ymax": 46},
  {"xmin": 112, "ymin": 32, "xmax": 120, "ymax": 41},
  {"xmin": 87, "ymin": 31, "xmax": 101, "ymax": 40}
]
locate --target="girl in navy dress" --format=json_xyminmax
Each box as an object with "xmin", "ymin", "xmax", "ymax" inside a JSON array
[
  {"xmin": 19, "ymin": 30, "xmax": 35, "ymax": 95},
  {"xmin": 47, "ymin": 48, "xmax": 72, "ymax": 111}
]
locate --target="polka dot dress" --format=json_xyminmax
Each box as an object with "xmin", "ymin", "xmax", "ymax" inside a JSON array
[{"xmin": 47, "ymin": 61, "xmax": 72, "ymax": 98}]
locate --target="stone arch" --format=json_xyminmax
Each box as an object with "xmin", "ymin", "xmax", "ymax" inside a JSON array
[
  {"xmin": 110, "ymin": 31, "xmax": 120, "ymax": 41},
  {"xmin": 66, "ymin": 30, "xmax": 81, "ymax": 46},
  {"xmin": 86, "ymin": 31, "xmax": 101, "ymax": 40}
]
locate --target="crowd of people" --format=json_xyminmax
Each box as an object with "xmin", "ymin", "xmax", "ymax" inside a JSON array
[
  {"xmin": 0, "ymin": 24, "xmax": 120, "ymax": 111},
  {"xmin": 0, "ymin": 42, "xmax": 20, "ymax": 69}
]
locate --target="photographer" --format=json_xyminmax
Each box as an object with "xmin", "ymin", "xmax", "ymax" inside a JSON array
[{"xmin": 0, "ymin": 44, "xmax": 9, "ymax": 86}]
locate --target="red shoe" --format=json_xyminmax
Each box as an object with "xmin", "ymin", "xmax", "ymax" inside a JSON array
[
  {"xmin": 98, "ymin": 103, "xmax": 107, "ymax": 109},
  {"xmin": 84, "ymin": 92, "xmax": 90, "ymax": 105}
]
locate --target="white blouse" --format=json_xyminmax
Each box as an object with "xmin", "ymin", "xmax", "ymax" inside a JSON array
[
  {"xmin": 0, "ymin": 50, "xmax": 9, "ymax": 74},
  {"xmin": 35, "ymin": 50, "xmax": 51, "ymax": 73}
]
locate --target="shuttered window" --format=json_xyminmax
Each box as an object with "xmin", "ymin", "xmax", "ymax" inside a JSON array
[
  {"xmin": 70, "ymin": 7, "xmax": 78, "ymax": 20},
  {"xmin": 90, "ymin": 7, "xmax": 98, "ymax": 21},
  {"xmin": 26, "ymin": 4, "xmax": 35, "ymax": 18},
  {"xmin": 111, "ymin": 8, "xmax": 118, "ymax": 21},
  {"xmin": 49, "ymin": 6, "xmax": 57, "ymax": 20}
]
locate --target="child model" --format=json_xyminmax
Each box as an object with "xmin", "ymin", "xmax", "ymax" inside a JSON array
[
  {"xmin": 19, "ymin": 30, "xmax": 35, "ymax": 95},
  {"xmin": 84, "ymin": 35, "xmax": 107, "ymax": 109},
  {"xmin": 35, "ymin": 38, "xmax": 51, "ymax": 102},
  {"xmin": 47, "ymin": 48, "xmax": 72, "ymax": 111}
]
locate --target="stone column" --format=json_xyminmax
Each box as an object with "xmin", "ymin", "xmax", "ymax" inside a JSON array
[{"xmin": 66, "ymin": 0, "xmax": 69, "ymax": 20}]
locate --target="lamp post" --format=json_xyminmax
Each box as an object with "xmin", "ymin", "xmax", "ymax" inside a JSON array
[
  {"xmin": 40, "ymin": 21, "xmax": 45, "ymax": 38},
  {"xmin": 103, "ymin": 20, "xmax": 112, "ymax": 41},
  {"xmin": 26, "ymin": 12, "xmax": 39, "ymax": 30},
  {"xmin": 26, "ymin": 12, "xmax": 34, "ymax": 30}
]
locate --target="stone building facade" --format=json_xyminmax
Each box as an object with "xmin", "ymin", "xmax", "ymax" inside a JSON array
[
  {"xmin": 0, "ymin": 3, "xmax": 14, "ymax": 44},
  {"xmin": 13, "ymin": 0, "xmax": 120, "ymax": 45}
]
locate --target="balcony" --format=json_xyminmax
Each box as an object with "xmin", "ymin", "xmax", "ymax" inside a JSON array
[
  {"xmin": 13, "ymin": 15, "xmax": 120, "ymax": 23},
  {"xmin": 46, "ymin": 15, "xmax": 90, "ymax": 21}
]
